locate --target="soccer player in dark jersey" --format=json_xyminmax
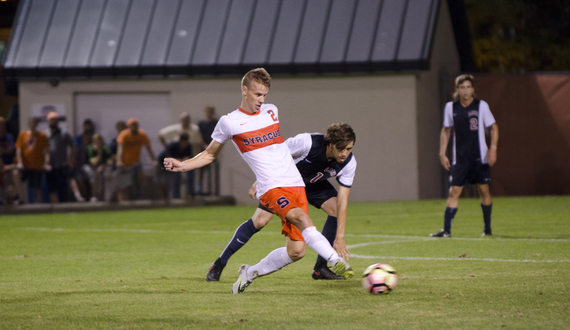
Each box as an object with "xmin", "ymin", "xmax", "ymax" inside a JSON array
[
  {"xmin": 431, "ymin": 74, "xmax": 499, "ymax": 238},
  {"xmin": 207, "ymin": 123, "xmax": 357, "ymax": 281}
]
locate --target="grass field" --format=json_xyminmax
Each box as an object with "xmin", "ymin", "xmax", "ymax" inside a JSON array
[{"xmin": 1, "ymin": 196, "xmax": 569, "ymax": 329}]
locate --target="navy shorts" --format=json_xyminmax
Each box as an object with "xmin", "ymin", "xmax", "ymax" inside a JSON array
[
  {"xmin": 450, "ymin": 161, "xmax": 491, "ymax": 186},
  {"xmin": 258, "ymin": 180, "xmax": 338, "ymax": 213},
  {"xmin": 21, "ymin": 169, "xmax": 43, "ymax": 189}
]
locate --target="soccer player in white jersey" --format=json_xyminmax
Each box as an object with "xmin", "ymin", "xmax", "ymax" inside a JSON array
[
  {"xmin": 430, "ymin": 74, "xmax": 499, "ymax": 238},
  {"xmin": 163, "ymin": 68, "xmax": 353, "ymax": 294},
  {"xmin": 206, "ymin": 123, "xmax": 357, "ymax": 282}
]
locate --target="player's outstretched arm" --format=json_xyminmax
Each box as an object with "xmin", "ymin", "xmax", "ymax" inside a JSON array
[
  {"xmin": 334, "ymin": 185, "xmax": 352, "ymax": 260},
  {"xmin": 439, "ymin": 127, "xmax": 452, "ymax": 171},
  {"xmin": 164, "ymin": 140, "xmax": 224, "ymax": 172}
]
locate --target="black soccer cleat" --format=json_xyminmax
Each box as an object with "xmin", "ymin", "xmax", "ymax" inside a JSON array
[
  {"xmin": 430, "ymin": 229, "xmax": 451, "ymax": 238},
  {"xmin": 481, "ymin": 229, "xmax": 493, "ymax": 237},
  {"xmin": 312, "ymin": 266, "xmax": 346, "ymax": 280},
  {"xmin": 206, "ymin": 261, "xmax": 224, "ymax": 282}
]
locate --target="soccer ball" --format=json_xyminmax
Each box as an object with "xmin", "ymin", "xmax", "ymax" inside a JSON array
[{"xmin": 362, "ymin": 263, "xmax": 398, "ymax": 294}]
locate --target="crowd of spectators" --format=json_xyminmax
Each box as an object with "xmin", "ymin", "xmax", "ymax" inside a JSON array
[{"xmin": 0, "ymin": 106, "xmax": 219, "ymax": 205}]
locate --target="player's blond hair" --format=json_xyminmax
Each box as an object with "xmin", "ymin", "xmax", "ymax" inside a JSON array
[
  {"xmin": 453, "ymin": 74, "xmax": 476, "ymax": 101},
  {"xmin": 242, "ymin": 68, "xmax": 271, "ymax": 89},
  {"xmin": 324, "ymin": 123, "xmax": 356, "ymax": 150}
]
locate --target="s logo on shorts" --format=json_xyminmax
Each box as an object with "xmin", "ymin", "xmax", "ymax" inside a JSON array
[{"xmin": 276, "ymin": 196, "xmax": 290, "ymax": 209}]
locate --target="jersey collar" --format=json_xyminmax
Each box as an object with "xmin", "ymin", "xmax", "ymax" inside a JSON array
[{"xmin": 238, "ymin": 107, "xmax": 261, "ymax": 116}]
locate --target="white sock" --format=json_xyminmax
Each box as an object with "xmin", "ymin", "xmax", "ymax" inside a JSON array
[
  {"xmin": 302, "ymin": 226, "xmax": 341, "ymax": 265},
  {"xmin": 246, "ymin": 247, "xmax": 293, "ymax": 280}
]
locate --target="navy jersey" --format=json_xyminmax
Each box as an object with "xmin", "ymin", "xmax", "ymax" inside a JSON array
[
  {"xmin": 286, "ymin": 133, "xmax": 356, "ymax": 188},
  {"xmin": 443, "ymin": 98, "xmax": 496, "ymax": 164}
]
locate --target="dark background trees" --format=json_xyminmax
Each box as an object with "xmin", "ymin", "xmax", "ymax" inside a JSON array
[{"xmin": 465, "ymin": 0, "xmax": 570, "ymax": 72}]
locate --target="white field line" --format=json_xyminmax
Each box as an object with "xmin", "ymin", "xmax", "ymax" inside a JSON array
[
  {"xmin": 345, "ymin": 233, "xmax": 570, "ymax": 243},
  {"xmin": 22, "ymin": 227, "xmax": 570, "ymax": 242},
  {"xmin": 17, "ymin": 228, "xmax": 570, "ymax": 263},
  {"xmin": 347, "ymin": 239, "xmax": 426, "ymax": 248},
  {"xmin": 350, "ymin": 254, "xmax": 570, "ymax": 263}
]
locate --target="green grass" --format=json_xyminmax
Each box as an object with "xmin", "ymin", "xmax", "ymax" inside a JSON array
[{"xmin": 1, "ymin": 196, "xmax": 569, "ymax": 329}]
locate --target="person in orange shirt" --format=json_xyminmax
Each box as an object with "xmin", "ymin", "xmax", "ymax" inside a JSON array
[
  {"xmin": 116, "ymin": 118, "xmax": 157, "ymax": 201},
  {"xmin": 13, "ymin": 117, "xmax": 50, "ymax": 203}
]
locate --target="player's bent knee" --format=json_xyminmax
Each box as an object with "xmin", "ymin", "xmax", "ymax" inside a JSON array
[
  {"xmin": 287, "ymin": 239, "xmax": 306, "ymax": 261},
  {"xmin": 252, "ymin": 209, "xmax": 273, "ymax": 229},
  {"xmin": 449, "ymin": 186, "xmax": 462, "ymax": 198},
  {"xmin": 288, "ymin": 247, "xmax": 305, "ymax": 261}
]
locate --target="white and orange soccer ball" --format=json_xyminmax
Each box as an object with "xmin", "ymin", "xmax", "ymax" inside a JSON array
[{"xmin": 362, "ymin": 263, "xmax": 398, "ymax": 294}]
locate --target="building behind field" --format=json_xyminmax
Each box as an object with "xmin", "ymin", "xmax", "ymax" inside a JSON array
[{"xmin": 3, "ymin": 0, "xmax": 471, "ymax": 204}]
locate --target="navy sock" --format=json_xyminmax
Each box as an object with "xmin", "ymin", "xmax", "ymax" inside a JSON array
[
  {"xmin": 219, "ymin": 219, "xmax": 259, "ymax": 265},
  {"xmin": 444, "ymin": 207, "xmax": 458, "ymax": 233},
  {"xmin": 481, "ymin": 203, "xmax": 492, "ymax": 231},
  {"xmin": 314, "ymin": 216, "xmax": 337, "ymax": 269}
]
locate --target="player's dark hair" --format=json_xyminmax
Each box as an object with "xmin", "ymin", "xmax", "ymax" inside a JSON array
[
  {"xmin": 453, "ymin": 74, "xmax": 476, "ymax": 101},
  {"xmin": 324, "ymin": 123, "xmax": 356, "ymax": 150},
  {"xmin": 242, "ymin": 68, "xmax": 271, "ymax": 89}
]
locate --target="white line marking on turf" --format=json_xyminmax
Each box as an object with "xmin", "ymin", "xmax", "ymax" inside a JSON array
[
  {"xmin": 345, "ymin": 233, "xmax": 570, "ymax": 242},
  {"xmin": 22, "ymin": 228, "xmax": 570, "ymax": 242},
  {"xmin": 20, "ymin": 228, "xmax": 569, "ymax": 263},
  {"xmin": 347, "ymin": 239, "xmax": 426, "ymax": 248},
  {"xmin": 350, "ymin": 254, "xmax": 570, "ymax": 263}
]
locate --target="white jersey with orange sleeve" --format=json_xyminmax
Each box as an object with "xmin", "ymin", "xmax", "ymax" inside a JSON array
[{"xmin": 211, "ymin": 103, "xmax": 304, "ymax": 198}]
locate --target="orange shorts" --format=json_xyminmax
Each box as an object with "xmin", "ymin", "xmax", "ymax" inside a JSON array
[{"xmin": 259, "ymin": 186, "xmax": 309, "ymax": 241}]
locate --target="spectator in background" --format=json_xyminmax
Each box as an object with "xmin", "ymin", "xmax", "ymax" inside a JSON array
[
  {"xmin": 6, "ymin": 102, "xmax": 19, "ymax": 139},
  {"xmin": 159, "ymin": 112, "xmax": 204, "ymax": 198},
  {"xmin": 0, "ymin": 117, "xmax": 16, "ymax": 204},
  {"xmin": 74, "ymin": 118, "xmax": 95, "ymax": 200},
  {"xmin": 87, "ymin": 134, "xmax": 112, "ymax": 202},
  {"xmin": 198, "ymin": 106, "xmax": 219, "ymax": 196},
  {"xmin": 110, "ymin": 121, "xmax": 127, "ymax": 169},
  {"xmin": 109, "ymin": 120, "xmax": 127, "ymax": 202},
  {"xmin": 116, "ymin": 118, "xmax": 157, "ymax": 201},
  {"xmin": 45, "ymin": 111, "xmax": 80, "ymax": 203},
  {"xmin": 156, "ymin": 133, "xmax": 192, "ymax": 199},
  {"xmin": 13, "ymin": 117, "xmax": 50, "ymax": 204},
  {"xmin": 0, "ymin": 117, "xmax": 16, "ymax": 165}
]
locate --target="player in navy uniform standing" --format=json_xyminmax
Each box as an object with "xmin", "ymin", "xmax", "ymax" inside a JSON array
[
  {"xmin": 431, "ymin": 74, "xmax": 499, "ymax": 238},
  {"xmin": 207, "ymin": 123, "xmax": 357, "ymax": 281}
]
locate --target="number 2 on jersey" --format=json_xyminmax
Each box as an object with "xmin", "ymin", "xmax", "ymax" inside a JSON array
[
  {"xmin": 267, "ymin": 110, "xmax": 278, "ymax": 122},
  {"xmin": 470, "ymin": 118, "xmax": 478, "ymax": 130}
]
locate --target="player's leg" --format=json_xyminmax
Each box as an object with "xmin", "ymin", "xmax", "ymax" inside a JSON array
[
  {"xmin": 246, "ymin": 236, "xmax": 304, "ymax": 279},
  {"xmin": 477, "ymin": 183, "xmax": 492, "ymax": 236},
  {"xmin": 430, "ymin": 185, "xmax": 462, "ymax": 237},
  {"xmin": 207, "ymin": 207, "xmax": 272, "ymax": 282},
  {"xmin": 286, "ymin": 207, "xmax": 352, "ymax": 278},
  {"xmin": 476, "ymin": 163, "xmax": 493, "ymax": 236},
  {"xmin": 258, "ymin": 187, "xmax": 352, "ymax": 278},
  {"xmin": 431, "ymin": 163, "xmax": 468, "ymax": 237},
  {"xmin": 231, "ymin": 236, "xmax": 304, "ymax": 294},
  {"xmin": 311, "ymin": 197, "xmax": 344, "ymax": 279}
]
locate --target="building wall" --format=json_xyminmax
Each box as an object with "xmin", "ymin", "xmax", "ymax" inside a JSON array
[
  {"xmin": 19, "ymin": 74, "xmax": 418, "ymax": 205},
  {"xmin": 16, "ymin": 1, "xmax": 459, "ymax": 204}
]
